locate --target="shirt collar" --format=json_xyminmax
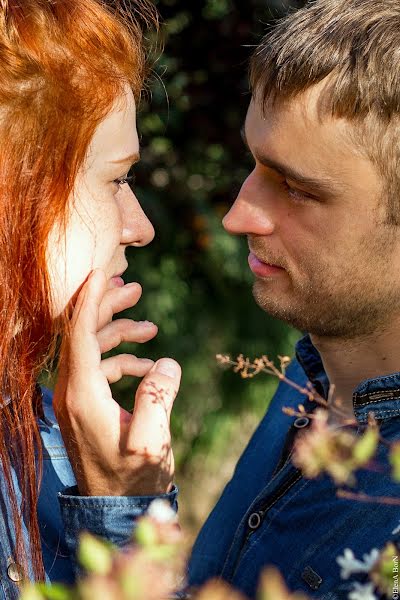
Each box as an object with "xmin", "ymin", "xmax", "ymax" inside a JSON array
[{"xmin": 295, "ymin": 334, "xmax": 400, "ymax": 424}]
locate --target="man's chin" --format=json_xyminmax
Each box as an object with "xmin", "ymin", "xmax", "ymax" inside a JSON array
[
  {"xmin": 252, "ymin": 283, "xmax": 309, "ymax": 331},
  {"xmin": 252, "ymin": 285, "xmax": 376, "ymax": 338},
  {"xmin": 253, "ymin": 284, "xmax": 292, "ymax": 320}
]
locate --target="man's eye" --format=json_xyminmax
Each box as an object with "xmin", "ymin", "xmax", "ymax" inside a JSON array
[
  {"xmin": 283, "ymin": 180, "xmax": 316, "ymax": 202},
  {"xmin": 114, "ymin": 167, "xmax": 136, "ymax": 189}
]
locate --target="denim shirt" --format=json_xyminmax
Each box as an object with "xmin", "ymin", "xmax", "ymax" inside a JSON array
[
  {"xmin": 0, "ymin": 387, "xmax": 178, "ymax": 600},
  {"xmin": 189, "ymin": 335, "xmax": 400, "ymax": 599}
]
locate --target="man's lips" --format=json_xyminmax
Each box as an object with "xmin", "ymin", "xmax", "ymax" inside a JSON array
[{"xmin": 248, "ymin": 252, "xmax": 285, "ymax": 277}]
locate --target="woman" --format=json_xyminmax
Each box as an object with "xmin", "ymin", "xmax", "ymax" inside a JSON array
[{"xmin": 0, "ymin": 0, "xmax": 181, "ymax": 596}]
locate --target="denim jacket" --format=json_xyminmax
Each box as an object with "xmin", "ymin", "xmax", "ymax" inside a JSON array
[
  {"xmin": 0, "ymin": 387, "xmax": 178, "ymax": 600},
  {"xmin": 189, "ymin": 335, "xmax": 400, "ymax": 599}
]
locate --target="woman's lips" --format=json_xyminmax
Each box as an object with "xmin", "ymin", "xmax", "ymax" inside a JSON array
[
  {"xmin": 111, "ymin": 265, "xmax": 128, "ymax": 288},
  {"xmin": 248, "ymin": 252, "xmax": 285, "ymax": 277},
  {"xmin": 110, "ymin": 276, "xmax": 125, "ymax": 287}
]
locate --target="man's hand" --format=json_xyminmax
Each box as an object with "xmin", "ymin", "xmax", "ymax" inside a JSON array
[{"xmin": 53, "ymin": 268, "xmax": 181, "ymax": 497}]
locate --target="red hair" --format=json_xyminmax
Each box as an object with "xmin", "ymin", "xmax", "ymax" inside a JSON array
[{"xmin": 0, "ymin": 0, "xmax": 157, "ymax": 580}]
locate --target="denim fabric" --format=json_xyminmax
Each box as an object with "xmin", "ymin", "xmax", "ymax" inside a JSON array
[
  {"xmin": 0, "ymin": 387, "xmax": 178, "ymax": 600},
  {"xmin": 188, "ymin": 335, "xmax": 400, "ymax": 599}
]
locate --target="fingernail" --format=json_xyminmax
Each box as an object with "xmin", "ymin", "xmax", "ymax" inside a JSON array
[
  {"xmin": 139, "ymin": 320, "xmax": 155, "ymax": 327},
  {"xmin": 141, "ymin": 358, "xmax": 155, "ymax": 366},
  {"xmin": 155, "ymin": 359, "xmax": 180, "ymax": 378}
]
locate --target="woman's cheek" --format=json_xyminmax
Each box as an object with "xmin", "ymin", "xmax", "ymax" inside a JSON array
[
  {"xmin": 47, "ymin": 194, "xmax": 123, "ymax": 315},
  {"xmin": 47, "ymin": 229, "xmax": 96, "ymax": 316}
]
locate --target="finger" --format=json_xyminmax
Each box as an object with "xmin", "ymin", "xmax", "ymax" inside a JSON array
[
  {"xmin": 69, "ymin": 269, "xmax": 108, "ymax": 370},
  {"xmin": 98, "ymin": 283, "xmax": 142, "ymax": 329},
  {"xmin": 69, "ymin": 276, "xmax": 90, "ymax": 330},
  {"xmin": 59, "ymin": 270, "xmax": 132, "ymax": 424},
  {"xmin": 98, "ymin": 319, "xmax": 158, "ymax": 354},
  {"xmin": 127, "ymin": 358, "xmax": 181, "ymax": 453},
  {"xmin": 101, "ymin": 354, "xmax": 155, "ymax": 384}
]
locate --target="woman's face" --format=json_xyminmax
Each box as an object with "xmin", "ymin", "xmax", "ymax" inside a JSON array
[{"xmin": 47, "ymin": 89, "xmax": 154, "ymax": 316}]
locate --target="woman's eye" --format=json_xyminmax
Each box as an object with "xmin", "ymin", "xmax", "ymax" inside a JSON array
[{"xmin": 114, "ymin": 166, "xmax": 136, "ymax": 189}]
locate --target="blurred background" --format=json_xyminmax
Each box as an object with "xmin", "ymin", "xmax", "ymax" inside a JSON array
[{"xmin": 114, "ymin": 0, "xmax": 304, "ymax": 540}]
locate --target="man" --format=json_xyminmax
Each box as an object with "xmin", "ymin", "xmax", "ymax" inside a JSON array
[{"xmin": 188, "ymin": 1, "xmax": 400, "ymax": 598}]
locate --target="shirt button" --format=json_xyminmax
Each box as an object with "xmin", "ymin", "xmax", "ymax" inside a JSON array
[
  {"xmin": 294, "ymin": 416, "xmax": 310, "ymax": 429},
  {"xmin": 7, "ymin": 561, "xmax": 23, "ymax": 582},
  {"xmin": 248, "ymin": 512, "xmax": 262, "ymax": 530}
]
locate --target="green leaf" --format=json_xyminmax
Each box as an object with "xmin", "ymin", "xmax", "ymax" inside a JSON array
[
  {"xmin": 135, "ymin": 519, "xmax": 158, "ymax": 547},
  {"xmin": 78, "ymin": 533, "xmax": 113, "ymax": 575},
  {"xmin": 390, "ymin": 442, "xmax": 400, "ymax": 482},
  {"xmin": 144, "ymin": 544, "xmax": 177, "ymax": 562},
  {"xmin": 20, "ymin": 586, "xmax": 47, "ymax": 600},
  {"xmin": 353, "ymin": 427, "xmax": 378, "ymax": 465},
  {"xmin": 21, "ymin": 584, "xmax": 73, "ymax": 600}
]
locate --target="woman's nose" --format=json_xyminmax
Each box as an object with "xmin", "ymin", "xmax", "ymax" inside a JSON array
[{"xmin": 119, "ymin": 185, "xmax": 155, "ymax": 247}]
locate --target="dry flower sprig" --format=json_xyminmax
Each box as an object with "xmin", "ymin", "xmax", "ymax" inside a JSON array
[
  {"xmin": 216, "ymin": 353, "xmax": 357, "ymax": 424},
  {"xmin": 292, "ymin": 409, "xmax": 379, "ymax": 485},
  {"xmin": 217, "ymin": 353, "xmax": 400, "ymax": 518},
  {"xmin": 336, "ymin": 490, "xmax": 400, "ymax": 506}
]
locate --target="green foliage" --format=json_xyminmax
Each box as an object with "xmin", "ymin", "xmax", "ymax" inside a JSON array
[
  {"xmin": 353, "ymin": 426, "xmax": 379, "ymax": 465},
  {"xmin": 370, "ymin": 542, "xmax": 400, "ymax": 598},
  {"xmin": 116, "ymin": 0, "xmax": 306, "ymax": 536},
  {"xmin": 21, "ymin": 583, "xmax": 71, "ymax": 600},
  {"xmin": 78, "ymin": 533, "xmax": 114, "ymax": 575},
  {"xmin": 135, "ymin": 519, "xmax": 158, "ymax": 547},
  {"xmin": 390, "ymin": 442, "xmax": 400, "ymax": 482},
  {"xmin": 111, "ymin": 3, "xmax": 303, "ymax": 489}
]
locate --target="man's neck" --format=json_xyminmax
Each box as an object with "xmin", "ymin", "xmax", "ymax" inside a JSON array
[{"xmin": 310, "ymin": 316, "xmax": 400, "ymax": 419}]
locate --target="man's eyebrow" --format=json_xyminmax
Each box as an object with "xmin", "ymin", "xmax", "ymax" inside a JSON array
[
  {"xmin": 109, "ymin": 151, "xmax": 140, "ymax": 165},
  {"xmin": 240, "ymin": 125, "xmax": 343, "ymax": 195}
]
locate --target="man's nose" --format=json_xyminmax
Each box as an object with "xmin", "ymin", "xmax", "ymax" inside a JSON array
[
  {"xmin": 222, "ymin": 173, "xmax": 275, "ymax": 236},
  {"xmin": 119, "ymin": 185, "xmax": 155, "ymax": 247}
]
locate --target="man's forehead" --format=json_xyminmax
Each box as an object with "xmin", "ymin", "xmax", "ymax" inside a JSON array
[
  {"xmin": 245, "ymin": 88, "xmax": 363, "ymax": 165},
  {"xmin": 242, "ymin": 90, "xmax": 381, "ymax": 200},
  {"xmin": 246, "ymin": 85, "xmax": 333, "ymax": 135},
  {"xmin": 248, "ymin": 77, "xmax": 338, "ymax": 125}
]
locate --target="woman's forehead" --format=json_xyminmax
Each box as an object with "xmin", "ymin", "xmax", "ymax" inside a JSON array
[{"xmin": 86, "ymin": 89, "xmax": 139, "ymax": 168}]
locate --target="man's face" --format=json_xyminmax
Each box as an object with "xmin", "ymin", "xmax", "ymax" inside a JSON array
[{"xmin": 223, "ymin": 87, "xmax": 400, "ymax": 339}]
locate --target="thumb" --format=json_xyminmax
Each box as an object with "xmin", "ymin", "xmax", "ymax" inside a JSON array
[{"xmin": 127, "ymin": 358, "xmax": 181, "ymax": 451}]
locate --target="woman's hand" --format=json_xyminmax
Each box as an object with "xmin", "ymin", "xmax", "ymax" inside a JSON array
[{"xmin": 53, "ymin": 268, "xmax": 181, "ymax": 497}]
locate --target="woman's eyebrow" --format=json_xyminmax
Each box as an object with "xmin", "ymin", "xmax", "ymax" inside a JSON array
[
  {"xmin": 240, "ymin": 125, "xmax": 345, "ymax": 195},
  {"xmin": 109, "ymin": 151, "xmax": 140, "ymax": 165}
]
